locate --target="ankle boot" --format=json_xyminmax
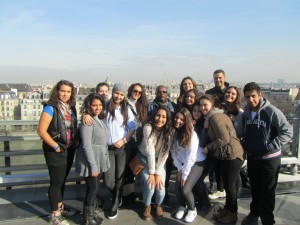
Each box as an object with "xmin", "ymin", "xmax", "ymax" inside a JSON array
[{"xmin": 83, "ymin": 205, "xmax": 101, "ymax": 225}]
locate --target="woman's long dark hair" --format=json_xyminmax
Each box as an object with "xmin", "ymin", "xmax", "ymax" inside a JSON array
[
  {"xmin": 223, "ymin": 86, "xmax": 242, "ymax": 116},
  {"xmin": 174, "ymin": 107, "xmax": 194, "ymax": 148},
  {"xmin": 127, "ymin": 83, "xmax": 148, "ymax": 124},
  {"xmin": 148, "ymin": 105, "xmax": 173, "ymax": 156},
  {"xmin": 177, "ymin": 76, "xmax": 197, "ymax": 108},
  {"xmin": 80, "ymin": 93, "xmax": 105, "ymax": 121},
  {"xmin": 106, "ymin": 91, "xmax": 129, "ymax": 128}
]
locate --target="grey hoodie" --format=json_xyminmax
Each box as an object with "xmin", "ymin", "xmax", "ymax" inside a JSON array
[{"xmin": 243, "ymin": 97, "xmax": 293, "ymax": 159}]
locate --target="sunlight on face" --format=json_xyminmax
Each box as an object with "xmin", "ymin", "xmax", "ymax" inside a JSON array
[
  {"xmin": 174, "ymin": 112, "xmax": 185, "ymax": 129},
  {"xmin": 154, "ymin": 109, "xmax": 167, "ymax": 129},
  {"xmin": 200, "ymin": 99, "xmax": 213, "ymax": 115},
  {"xmin": 183, "ymin": 79, "xmax": 194, "ymax": 92},
  {"xmin": 113, "ymin": 91, "xmax": 125, "ymax": 105},
  {"xmin": 90, "ymin": 99, "xmax": 103, "ymax": 116},
  {"xmin": 224, "ymin": 87, "xmax": 237, "ymax": 103},
  {"xmin": 213, "ymin": 72, "xmax": 225, "ymax": 88},
  {"xmin": 131, "ymin": 85, "xmax": 143, "ymax": 100},
  {"xmin": 58, "ymin": 84, "xmax": 72, "ymax": 104},
  {"xmin": 98, "ymin": 86, "xmax": 109, "ymax": 100}
]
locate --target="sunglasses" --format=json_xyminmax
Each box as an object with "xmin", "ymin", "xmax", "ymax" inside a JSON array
[
  {"xmin": 157, "ymin": 91, "xmax": 167, "ymax": 94},
  {"xmin": 133, "ymin": 90, "xmax": 142, "ymax": 94}
]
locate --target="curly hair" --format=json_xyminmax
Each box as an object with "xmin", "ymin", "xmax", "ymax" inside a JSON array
[
  {"xmin": 49, "ymin": 80, "xmax": 76, "ymax": 104},
  {"xmin": 148, "ymin": 105, "xmax": 173, "ymax": 156},
  {"xmin": 127, "ymin": 83, "xmax": 148, "ymax": 124},
  {"xmin": 80, "ymin": 93, "xmax": 105, "ymax": 121},
  {"xmin": 174, "ymin": 107, "xmax": 194, "ymax": 148}
]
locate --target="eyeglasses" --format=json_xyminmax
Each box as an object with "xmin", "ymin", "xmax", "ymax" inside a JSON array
[
  {"xmin": 157, "ymin": 91, "xmax": 167, "ymax": 94},
  {"xmin": 133, "ymin": 90, "xmax": 142, "ymax": 94}
]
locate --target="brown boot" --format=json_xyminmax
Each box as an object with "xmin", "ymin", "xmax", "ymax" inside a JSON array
[
  {"xmin": 143, "ymin": 205, "xmax": 152, "ymax": 221},
  {"xmin": 156, "ymin": 205, "xmax": 164, "ymax": 220},
  {"xmin": 213, "ymin": 207, "xmax": 228, "ymax": 219},
  {"xmin": 217, "ymin": 212, "xmax": 238, "ymax": 224}
]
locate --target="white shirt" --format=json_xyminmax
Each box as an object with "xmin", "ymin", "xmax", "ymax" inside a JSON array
[
  {"xmin": 105, "ymin": 105, "xmax": 136, "ymax": 145},
  {"xmin": 138, "ymin": 124, "xmax": 171, "ymax": 175},
  {"xmin": 171, "ymin": 130, "xmax": 206, "ymax": 180}
]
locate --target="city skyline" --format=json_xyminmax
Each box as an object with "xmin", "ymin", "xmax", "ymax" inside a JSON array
[{"xmin": 0, "ymin": 0, "xmax": 299, "ymax": 84}]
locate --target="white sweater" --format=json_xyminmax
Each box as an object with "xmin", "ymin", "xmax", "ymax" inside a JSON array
[
  {"xmin": 171, "ymin": 130, "xmax": 206, "ymax": 180},
  {"xmin": 138, "ymin": 124, "xmax": 171, "ymax": 175}
]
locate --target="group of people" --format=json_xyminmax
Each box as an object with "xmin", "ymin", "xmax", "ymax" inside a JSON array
[{"xmin": 37, "ymin": 69, "xmax": 293, "ymax": 225}]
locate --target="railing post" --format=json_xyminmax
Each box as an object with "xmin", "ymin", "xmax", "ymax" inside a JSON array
[{"xmin": 4, "ymin": 140, "xmax": 12, "ymax": 190}]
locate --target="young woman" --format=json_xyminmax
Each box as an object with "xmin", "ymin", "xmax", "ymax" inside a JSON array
[
  {"xmin": 223, "ymin": 86, "xmax": 250, "ymax": 188},
  {"xmin": 37, "ymin": 80, "xmax": 78, "ymax": 225},
  {"xmin": 199, "ymin": 94, "xmax": 244, "ymax": 224},
  {"xmin": 75, "ymin": 93, "xmax": 110, "ymax": 225},
  {"xmin": 180, "ymin": 89, "xmax": 199, "ymax": 113},
  {"xmin": 177, "ymin": 76, "xmax": 197, "ymax": 108},
  {"xmin": 138, "ymin": 106, "xmax": 173, "ymax": 220},
  {"xmin": 222, "ymin": 86, "xmax": 243, "ymax": 138},
  {"xmin": 125, "ymin": 83, "xmax": 148, "ymax": 186},
  {"xmin": 171, "ymin": 108, "xmax": 206, "ymax": 223},
  {"xmin": 104, "ymin": 83, "xmax": 136, "ymax": 219}
]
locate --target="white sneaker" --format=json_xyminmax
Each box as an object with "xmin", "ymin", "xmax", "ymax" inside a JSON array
[
  {"xmin": 208, "ymin": 190, "xmax": 226, "ymax": 200},
  {"xmin": 175, "ymin": 206, "xmax": 187, "ymax": 220},
  {"xmin": 184, "ymin": 208, "xmax": 197, "ymax": 223}
]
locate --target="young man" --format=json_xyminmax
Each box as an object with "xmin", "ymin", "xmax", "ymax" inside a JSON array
[
  {"xmin": 206, "ymin": 69, "xmax": 229, "ymax": 107},
  {"xmin": 242, "ymin": 82, "xmax": 293, "ymax": 225},
  {"xmin": 95, "ymin": 82, "xmax": 110, "ymax": 102}
]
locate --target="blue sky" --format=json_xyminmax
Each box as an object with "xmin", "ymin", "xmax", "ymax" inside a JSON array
[{"xmin": 0, "ymin": 0, "xmax": 299, "ymax": 84}]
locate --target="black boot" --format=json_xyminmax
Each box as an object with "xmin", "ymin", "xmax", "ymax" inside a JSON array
[
  {"xmin": 108, "ymin": 189, "xmax": 122, "ymax": 219},
  {"xmin": 83, "ymin": 205, "xmax": 101, "ymax": 225}
]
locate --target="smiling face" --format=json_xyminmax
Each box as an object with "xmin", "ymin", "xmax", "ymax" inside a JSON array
[
  {"xmin": 174, "ymin": 112, "xmax": 185, "ymax": 129},
  {"xmin": 192, "ymin": 105, "xmax": 202, "ymax": 121},
  {"xmin": 156, "ymin": 85, "xmax": 168, "ymax": 102},
  {"xmin": 90, "ymin": 99, "xmax": 103, "ymax": 116},
  {"xmin": 224, "ymin": 87, "xmax": 238, "ymax": 104},
  {"xmin": 98, "ymin": 85, "xmax": 109, "ymax": 100},
  {"xmin": 58, "ymin": 84, "xmax": 72, "ymax": 104},
  {"xmin": 113, "ymin": 90, "xmax": 125, "ymax": 106},
  {"xmin": 213, "ymin": 72, "xmax": 226, "ymax": 89},
  {"xmin": 185, "ymin": 91, "xmax": 196, "ymax": 106},
  {"xmin": 154, "ymin": 109, "xmax": 167, "ymax": 129},
  {"xmin": 200, "ymin": 98, "xmax": 213, "ymax": 115},
  {"xmin": 244, "ymin": 90, "xmax": 262, "ymax": 112},
  {"xmin": 131, "ymin": 85, "xmax": 143, "ymax": 100},
  {"xmin": 183, "ymin": 79, "xmax": 194, "ymax": 92}
]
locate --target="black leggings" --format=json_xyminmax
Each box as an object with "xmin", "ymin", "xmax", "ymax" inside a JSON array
[
  {"xmin": 47, "ymin": 151, "xmax": 74, "ymax": 211},
  {"xmin": 84, "ymin": 176, "xmax": 100, "ymax": 206},
  {"xmin": 221, "ymin": 158, "xmax": 243, "ymax": 213}
]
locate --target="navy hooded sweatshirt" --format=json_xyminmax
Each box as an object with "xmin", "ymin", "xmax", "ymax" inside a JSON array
[{"xmin": 243, "ymin": 97, "xmax": 293, "ymax": 160}]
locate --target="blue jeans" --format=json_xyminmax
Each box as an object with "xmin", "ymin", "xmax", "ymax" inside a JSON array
[{"xmin": 139, "ymin": 153, "xmax": 166, "ymax": 206}]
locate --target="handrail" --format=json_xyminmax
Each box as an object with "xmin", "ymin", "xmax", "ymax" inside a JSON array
[{"xmin": 0, "ymin": 120, "xmax": 39, "ymax": 125}]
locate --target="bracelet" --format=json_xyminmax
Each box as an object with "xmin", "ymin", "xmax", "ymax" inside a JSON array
[
  {"xmin": 53, "ymin": 144, "xmax": 59, "ymax": 150},
  {"xmin": 123, "ymin": 138, "xmax": 127, "ymax": 144}
]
